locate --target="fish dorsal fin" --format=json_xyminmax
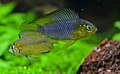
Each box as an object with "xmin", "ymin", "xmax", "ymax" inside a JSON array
[
  {"xmin": 20, "ymin": 8, "xmax": 79, "ymax": 32},
  {"xmin": 34, "ymin": 8, "xmax": 79, "ymax": 25},
  {"xmin": 19, "ymin": 31, "xmax": 44, "ymax": 38},
  {"xmin": 20, "ymin": 21, "xmax": 38, "ymax": 32}
]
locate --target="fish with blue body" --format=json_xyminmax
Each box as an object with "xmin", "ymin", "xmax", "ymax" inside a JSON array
[
  {"xmin": 38, "ymin": 19, "xmax": 97, "ymax": 40},
  {"xmin": 20, "ymin": 8, "xmax": 97, "ymax": 40},
  {"xmin": 9, "ymin": 8, "xmax": 97, "ymax": 56}
]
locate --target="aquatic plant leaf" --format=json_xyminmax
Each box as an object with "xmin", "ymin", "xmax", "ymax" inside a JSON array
[
  {"xmin": 0, "ymin": 2, "xmax": 16, "ymax": 19},
  {"xmin": 113, "ymin": 33, "xmax": 120, "ymax": 40},
  {"xmin": 0, "ymin": 2, "xmax": 36, "ymax": 56},
  {"xmin": 114, "ymin": 21, "xmax": 120, "ymax": 30}
]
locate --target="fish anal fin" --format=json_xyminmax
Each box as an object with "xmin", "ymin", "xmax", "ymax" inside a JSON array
[
  {"xmin": 56, "ymin": 40, "xmax": 76, "ymax": 54},
  {"xmin": 25, "ymin": 55, "xmax": 31, "ymax": 61}
]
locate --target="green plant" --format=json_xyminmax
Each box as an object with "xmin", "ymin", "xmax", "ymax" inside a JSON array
[
  {"xmin": 0, "ymin": 2, "xmax": 35, "ymax": 56},
  {"xmin": 113, "ymin": 21, "xmax": 120, "ymax": 40}
]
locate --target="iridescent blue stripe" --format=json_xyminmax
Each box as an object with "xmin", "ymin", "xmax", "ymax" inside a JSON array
[{"xmin": 41, "ymin": 20, "xmax": 78, "ymax": 40}]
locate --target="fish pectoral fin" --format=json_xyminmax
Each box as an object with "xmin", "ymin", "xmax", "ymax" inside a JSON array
[
  {"xmin": 25, "ymin": 55, "xmax": 30, "ymax": 60},
  {"xmin": 19, "ymin": 31, "xmax": 43, "ymax": 38},
  {"xmin": 25, "ymin": 55, "xmax": 33, "ymax": 63},
  {"xmin": 48, "ymin": 38, "xmax": 59, "ymax": 43}
]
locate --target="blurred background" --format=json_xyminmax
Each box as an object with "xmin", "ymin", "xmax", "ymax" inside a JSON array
[{"xmin": 0, "ymin": 0, "xmax": 120, "ymax": 74}]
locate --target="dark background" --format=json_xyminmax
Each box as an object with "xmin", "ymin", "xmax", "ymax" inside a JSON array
[{"xmin": 1, "ymin": 0, "xmax": 120, "ymax": 33}]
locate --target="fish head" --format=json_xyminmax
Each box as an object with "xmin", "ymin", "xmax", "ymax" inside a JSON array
[
  {"xmin": 72, "ymin": 19, "xmax": 97, "ymax": 39},
  {"xmin": 9, "ymin": 41, "xmax": 23, "ymax": 56}
]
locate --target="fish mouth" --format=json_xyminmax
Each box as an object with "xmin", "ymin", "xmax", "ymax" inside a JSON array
[
  {"xmin": 94, "ymin": 26, "xmax": 98, "ymax": 33},
  {"xmin": 9, "ymin": 45, "xmax": 16, "ymax": 54},
  {"xmin": 94, "ymin": 26, "xmax": 98, "ymax": 32},
  {"xmin": 92, "ymin": 26, "xmax": 97, "ymax": 34}
]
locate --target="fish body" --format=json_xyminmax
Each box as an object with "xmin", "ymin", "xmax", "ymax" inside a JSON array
[{"xmin": 38, "ymin": 19, "xmax": 97, "ymax": 40}]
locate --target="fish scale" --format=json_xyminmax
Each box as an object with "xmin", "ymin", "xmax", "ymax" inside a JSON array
[{"xmin": 40, "ymin": 20, "xmax": 78, "ymax": 40}]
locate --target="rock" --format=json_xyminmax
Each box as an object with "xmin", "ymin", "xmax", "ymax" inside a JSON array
[{"xmin": 77, "ymin": 38, "xmax": 120, "ymax": 74}]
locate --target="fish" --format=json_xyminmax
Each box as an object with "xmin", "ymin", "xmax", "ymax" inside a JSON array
[
  {"xmin": 38, "ymin": 19, "xmax": 97, "ymax": 40},
  {"xmin": 9, "ymin": 32, "xmax": 53, "ymax": 56},
  {"xmin": 20, "ymin": 8, "xmax": 97, "ymax": 40},
  {"xmin": 19, "ymin": 8, "xmax": 97, "ymax": 52}
]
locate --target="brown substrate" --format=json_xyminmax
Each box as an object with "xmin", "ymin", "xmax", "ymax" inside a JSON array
[{"xmin": 77, "ymin": 38, "xmax": 120, "ymax": 74}]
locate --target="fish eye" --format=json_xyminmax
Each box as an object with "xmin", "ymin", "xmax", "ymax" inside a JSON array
[
  {"xmin": 86, "ymin": 25, "xmax": 92, "ymax": 32},
  {"xmin": 11, "ymin": 45, "xmax": 14, "ymax": 49},
  {"xmin": 9, "ymin": 45, "xmax": 15, "ymax": 54},
  {"xmin": 11, "ymin": 45, "xmax": 15, "ymax": 54}
]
